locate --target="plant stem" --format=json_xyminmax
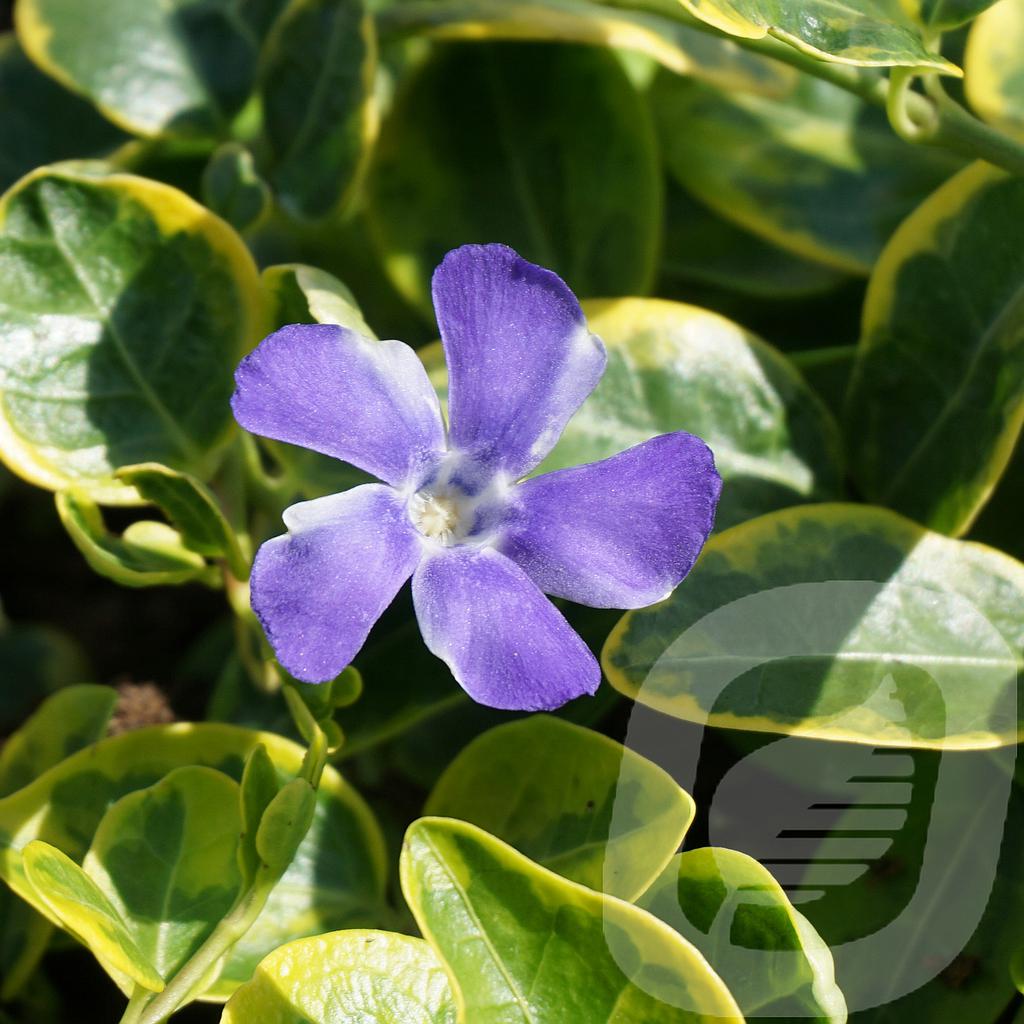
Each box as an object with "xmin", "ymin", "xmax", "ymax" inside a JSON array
[
  {"xmin": 376, "ymin": 0, "xmax": 1024, "ymax": 175},
  {"xmin": 117, "ymin": 986, "xmax": 153, "ymax": 1024}
]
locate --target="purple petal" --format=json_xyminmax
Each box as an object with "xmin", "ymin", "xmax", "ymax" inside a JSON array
[
  {"xmin": 432, "ymin": 244, "xmax": 606, "ymax": 478},
  {"xmin": 498, "ymin": 433, "xmax": 721, "ymax": 608},
  {"xmin": 412, "ymin": 546, "xmax": 600, "ymax": 711},
  {"xmin": 251, "ymin": 484, "xmax": 423, "ymax": 682},
  {"xmin": 232, "ymin": 324, "xmax": 445, "ymax": 487}
]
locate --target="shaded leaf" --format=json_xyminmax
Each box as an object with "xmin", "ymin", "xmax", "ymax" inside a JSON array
[
  {"xmin": 367, "ymin": 42, "xmax": 661, "ymax": 312},
  {"xmin": 846, "ymin": 162, "xmax": 1024, "ymax": 534}
]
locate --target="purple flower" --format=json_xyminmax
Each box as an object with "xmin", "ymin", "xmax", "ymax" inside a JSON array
[{"xmin": 232, "ymin": 244, "xmax": 721, "ymax": 711}]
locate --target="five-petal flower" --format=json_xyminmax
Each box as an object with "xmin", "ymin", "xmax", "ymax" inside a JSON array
[{"xmin": 232, "ymin": 244, "xmax": 721, "ymax": 711}]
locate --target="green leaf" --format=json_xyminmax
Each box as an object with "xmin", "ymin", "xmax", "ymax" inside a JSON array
[
  {"xmin": 912, "ymin": 0, "xmax": 1000, "ymax": 29},
  {"xmin": 0, "ymin": 684, "xmax": 115, "ymax": 999},
  {"xmin": 424, "ymin": 297, "xmax": 843, "ymax": 530},
  {"xmin": 425, "ymin": 715, "xmax": 693, "ymax": 900},
  {"xmin": 15, "ymin": 0, "xmax": 257, "ymax": 138},
  {"xmin": 115, "ymin": 463, "xmax": 248, "ymax": 578},
  {"xmin": 258, "ymin": 0, "xmax": 375, "ymax": 220},
  {"xmin": 669, "ymin": 0, "xmax": 956, "ymax": 71},
  {"xmin": 603, "ymin": 502, "xmax": 1024, "ymax": 747},
  {"xmin": 56, "ymin": 489, "xmax": 220, "ymax": 588},
  {"xmin": 238, "ymin": 744, "xmax": 281, "ymax": 886},
  {"xmin": 367, "ymin": 42, "xmax": 661, "ymax": 313},
  {"xmin": 0, "ymin": 685, "xmax": 116, "ymax": 798},
  {"xmin": 965, "ymin": 0, "xmax": 1024, "ymax": 137},
  {"xmin": 83, "ymin": 766, "xmax": 243, "ymax": 984},
  {"xmin": 653, "ymin": 72, "xmax": 963, "ymax": 274},
  {"xmin": 255, "ymin": 779, "xmax": 317, "ymax": 873},
  {"xmin": 401, "ymin": 817, "xmax": 744, "ymax": 1022},
  {"xmin": 846, "ymin": 162, "xmax": 1024, "ymax": 535},
  {"xmin": 639, "ymin": 849, "xmax": 846, "ymax": 1021},
  {"xmin": 380, "ymin": 0, "xmax": 796, "ymax": 96},
  {"xmin": 221, "ymin": 930, "xmax": 456, "ymax": 1023},
  {"xmin": 21, "ymin": 840, "xmax": 163, "ymax": 991},
  {"xmin": 0, "ymin": 34, "xmax": 127, "ymax": 193},
  {"xmin": 0, "ymin": 165, "xmax": 265, "ymax": 504},
  {"xmin": 0, "ymin": 724, "xmax": 387, "ymax": 1000},
  {"xmin": 202, "ymin": 143, "xmax": 271, "ymax": 234},
  {"xmin": 659, "ymin": 179, "xmax": 850, "ymax": 301}
]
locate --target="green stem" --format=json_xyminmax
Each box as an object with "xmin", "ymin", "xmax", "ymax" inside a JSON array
[
  {"xmin": 117, "ymin": 986, "xmax": 153, "ymax": 1024},
  {"xmin": 376, "ymin": 0, "xmax": 1024, "ymax": 175}
]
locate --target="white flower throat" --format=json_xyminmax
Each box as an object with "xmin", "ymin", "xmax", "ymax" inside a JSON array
[{"xmin": 408, "ymin": 489, "xmax": 468, "ymax": 544}]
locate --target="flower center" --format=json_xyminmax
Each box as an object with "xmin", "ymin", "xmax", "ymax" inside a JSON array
[{"xmin": 408, "ymin": 489, "xmax": 468, "ymax": 544}]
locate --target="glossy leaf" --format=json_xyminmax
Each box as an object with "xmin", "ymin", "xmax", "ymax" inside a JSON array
[
  {"xmin": 221, "ymin": 930, "xmax": 457, "ymax": 1024},
  {"xmin": 427, "ymin": 296, "xmax": 843, "ymax": 530},
  {"xmin": 0, "ymin": 724, "xmax": 387, "ymax": 1000},
  {"xmin": 0, "ymin": 165, "xmax": 264, "ymax": 504},
  {"xmin": 56, "ymin": 489, "xmax": 220, "ymax": 588},
  {"xmin": 15, "ymin": 0, "xmax": 257, "ymax": 138},
  {"xmin": 401, "ymin": 817, "xmax": 744, "ymax": 1022},
  {"xmin": 654, "ymin": 72, "xmax": 963, "ymax": 274},
  {"xmin": 258, "ymin": 0, "xmax": 375, "ymax": 220},
  {"xmin": 604, "ymin": 503, "xmax": 1024, "ymax": 748},
  {"xmin": 115, "ymin": 463, "xmax": 248, "ymax": 577},
  {"xmin": 238, "ymin": 744, "xmax": 281, "ymax": 886},
  {"xmin": 382, "ymin": 0, "xmax": 795, "ymax": 97},
  {"xmin": 21, "ymin": 840, "xmax": 163, "ymax": 991},
  {"xmin": 965, "ymin": 0, "xmax": 1024, "ymax": 137},
  {"xmin": 846, "ymin": 162, "xmax": 1024, "ymax": 535},
  {"xmin": 367, "ymin": 42, "xmax": 661, "ymax": 313},
  {"xmin": 0, "ymin": 684, "xmax": 115, "ymax": 999},
  {"xmin": 83, "ymin": 766, "xmax": 243, "ymax": 983},
  {"xmin": 669, "ymin": 0, "xmax": 955, "ymax": 71},
  {"xmin": 202, "ymin": 143, "xmax": 271, "ymax": 234},
  {"xmin": 0, "ymin": 684, "xmax": 116, "ymax": 798},
  {"xmin": 426, "ymin": 715, "xmax": 693, "ymax": 900},
  {"xmin": 0, "ymin": 34, "xmax": 126, "ymax": 192},
  {"xmin": 639, "ymin": 849, "xmax": 847, "ymax": 1021}
]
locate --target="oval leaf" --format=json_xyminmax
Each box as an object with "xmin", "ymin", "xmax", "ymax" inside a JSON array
[
  {"xmin": 16, "ymin": 0, "xmax": 257, "ymax": 137},
  {"xmin": 654, "ymin": 72, "xmax": 963, "ymax": 274},
  {"xmin": 846, "ymin": 162, "xmax": 1024, "ymax": 535},
  {"xmin": 0, "ymin": 165, "xmax": 264, "ymax": 503},
  {"xmin": 367, "ymin": 42, "xmax": 661, "ymax": 312},
  {"xmin": 221, "ymin": 930, "xmax": 456, "ymax": 1023},
  {"xmin": 258, "ymin": 0, "xmax": 375, "ymax": 220},
  {"xmin": 603, "ymin": 503, "xmax": 1024, "ymax": 748},
  {"xmin": 83, "ymin": 765, "xmax": 243, "ymax": 985},
  {"xmin": 426, "ymin": 715, "xmax": 693, "ymax": 901},
  {"xmin": 22, "ymin": 840, "xmax": 163, "ymax": 991},
  {"xmin": 639, "ymin": 849, "xmax": 847, "ymax": 1022},
  {"xmin": 202, "ymin": 143, "xmax": 271, "ymax": 234},
  {"xmin": 0, "ymin": 723, "xmax": 386, "ymax": 1000},
  {"xmin": 401, "ymin": 817, "xmax": 743, "ymax": 1022}
]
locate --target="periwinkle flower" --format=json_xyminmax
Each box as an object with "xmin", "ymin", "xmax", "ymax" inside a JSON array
[{"xmin": 232, "ymin": 244, "xmax": 721, "ymax": 710}]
